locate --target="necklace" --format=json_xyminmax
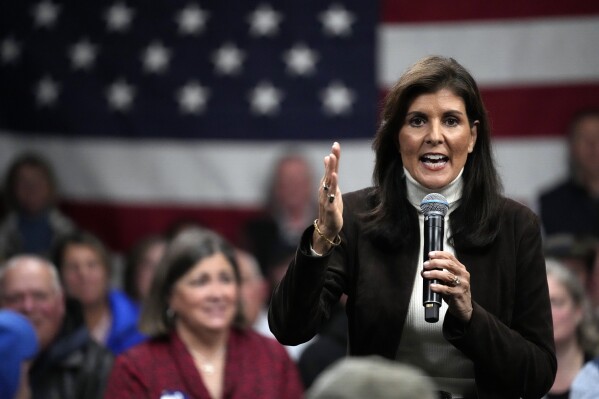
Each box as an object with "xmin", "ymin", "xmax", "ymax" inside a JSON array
[{"xmin": 189, "ymin": 347, "xmax": 225, "ymax": 374}]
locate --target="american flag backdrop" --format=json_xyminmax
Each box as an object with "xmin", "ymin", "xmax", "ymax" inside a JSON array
[{"xmin": 1, "ymin": 0, "xmax": 599, "ymax": 253}]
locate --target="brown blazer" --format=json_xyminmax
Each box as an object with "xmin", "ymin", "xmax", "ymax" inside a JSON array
[{"xmin": 269, "ymin": 187, "xmax": 556, "ymax": 399}]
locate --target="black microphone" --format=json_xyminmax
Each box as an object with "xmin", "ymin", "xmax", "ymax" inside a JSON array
[{"xmin": 420, "ymin": 193, "xmax": 449, "ymax": 323}]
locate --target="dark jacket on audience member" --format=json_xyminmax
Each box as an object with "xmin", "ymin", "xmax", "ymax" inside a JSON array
[
  {"xmin": 30, "ymin": 301, "xmax": 114, "ymax": 399},
  {"xmin": 539, "ymin": 179, "xmax": 599, "ymax": 237}
]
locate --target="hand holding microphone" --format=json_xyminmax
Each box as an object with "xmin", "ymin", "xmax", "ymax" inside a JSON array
[{"xmin": 420, "ymin": 193, "xmax": 473, "ymax": 323}]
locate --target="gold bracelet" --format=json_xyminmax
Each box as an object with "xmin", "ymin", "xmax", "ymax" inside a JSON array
[{"xmin": 313, "ymin": 219, "xmax": 341, "ymax": 246}]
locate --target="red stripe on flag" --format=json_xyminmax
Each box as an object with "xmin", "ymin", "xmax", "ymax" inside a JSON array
[
  {"xmin": 380, "ymin": 83, "xmax": 599, "ymax": 137},
  {"xmin": 382, "ymin": 1, "xmax": 599, "ymax": 23},
  {"xmin": 60, "ymin": 201, "xmax": 261, "ymax": 253},
  {"xmin": 482, "ymin": 83, "xmax": 599, "ymax": 137}
]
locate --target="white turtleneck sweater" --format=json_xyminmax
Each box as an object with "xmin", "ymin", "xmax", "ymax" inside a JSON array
[{"xmin": 396, "ymin": 168, "xmax": 476, "ymax": 397}]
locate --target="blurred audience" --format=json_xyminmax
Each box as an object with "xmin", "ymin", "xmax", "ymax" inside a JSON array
[
  {"xmin": 544, "ymin": 259, "xmax": 599, "ymax": 399},
  {"xmin": 539, "ymin": 109, "xmax": 599, "ymax": 238},
  {"xmin": 236, "ymin": 248, "xmax": 269, "ymax": 330},
  {"xmin": 0, "ymin": 309, "xmax": 38, "ymax": 399},
  {"xmin": 0, "ymin": 255, "xmax": 113, "ymax": 399},
  {"xmin": 306, "ymin": 355, "xmax": 436, "ymax": 399},
  {"xmin": 0, "ymin": 152, "xmax": 75, "ymax": 261},
  {"xmin": 236, "ymin": 247, "xmax": 312, "ymax": 361},
  {"xmin": 297, "ymin": 300, "xmax": 348, "ymax": 389},
  {"xmin": 52, "ymin": 230, "xmax": 145, "ymax": 355},
  {"xmin": 571, "ymin": 356, "xmax": 599, "ymax": 398},
  {"xmin": 544, "ymin": 234, "xmax": 597, "ymax": 295},
  {"xmin": 104, "ymin": 227, "xmax": 303, "ymax": 399},
  {"xmin": 123, "ymin": 233, "xmax": 167, "ymax": 303},
  {"xmin": 240, "ymin": 151, "xmax": 316, "ymax": 277},
  {"xmin": 591, "ymin": 250, "xmax": 599, "ymax": 314}
]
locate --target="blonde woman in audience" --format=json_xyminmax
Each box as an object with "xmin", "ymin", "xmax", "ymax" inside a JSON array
[{"xmin": 544, "ymin": 259, "xmax": 599, "ymax": 399}]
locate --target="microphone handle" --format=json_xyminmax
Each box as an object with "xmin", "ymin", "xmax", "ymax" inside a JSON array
[{"xmin": 423, "ymin": 213, "xmax": 443, "ymax": 323}]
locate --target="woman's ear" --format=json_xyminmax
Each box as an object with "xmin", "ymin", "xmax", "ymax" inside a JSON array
[{"xmin": 468, "ymin": 120, "xmax": 479, "ymax": 153}]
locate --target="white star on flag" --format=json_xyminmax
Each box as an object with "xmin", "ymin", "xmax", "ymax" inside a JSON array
[
  {"xmin": 142, "ymin": 42, "xmax": 171, "ymax": 74},
  {"xmin": 177, "ymin": 81, "xmax": 210, "ymax": 114},
  {"xmin": 31, "ymin": 0, "xmax": 61, "ymax": 29},
  {"xmin": 1, "ymin": 37, "xmax": 21, "ymax": 64},
  {"xmin": 106, "ymin": 79, "xmax": 136, "ymax": 112},
  {"xmin": 319, "ymin": 3, "xmax": 355, "ymax": 37},
  {"xmin": 212, "ymin": 43, "xmax": 245, "ymax": 75},
  {"xmin": 247, "ymin": 4, "xmax": 283, "ymax": 37},
  {"xmin": 175, "ymin": 4, "xmax": 209, "ymax": 35},
  {"xmin": 105, "ymin": 2, "xmax": 135, "ymax": 32},
  {"xmin": 35, "ymin": 75, "xmax": 60, "ymax": 106},
  {"xmin": 283, "ymin": 43, "xmax": 319, "ymax": 76},
  {"xmin": 249, "ymin": 81, "xmax": 283, "ymax": 116},
  {"xmin": 69, "ymin": 38, "xmax": 98, "ymax": 70},
  {"xmin": 320, "ymin": 81, "xmax": 355, "ymax": 115}
]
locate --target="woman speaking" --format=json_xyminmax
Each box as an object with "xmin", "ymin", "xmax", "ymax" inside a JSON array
[{"xmin": 269, "ymin": 55, "xmax": 556, "ymax": 399}]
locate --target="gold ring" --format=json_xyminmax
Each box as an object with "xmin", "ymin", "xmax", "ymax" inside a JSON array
[{"xmin": 327, "ymin": 193, "xmax": 335, "ymax": 203}]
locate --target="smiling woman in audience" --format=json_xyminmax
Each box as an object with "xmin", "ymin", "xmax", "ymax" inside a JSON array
[{"xmin": 104, "ymin": 227, "xmax": 303, "ymax": 399}]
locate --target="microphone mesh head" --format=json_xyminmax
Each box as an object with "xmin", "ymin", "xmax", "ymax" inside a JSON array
[{"xmin": 420, "ymin": 193, "xmax": 449, "ymax": 216}]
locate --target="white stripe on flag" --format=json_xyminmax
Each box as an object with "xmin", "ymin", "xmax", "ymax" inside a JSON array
[
  {"xmin": 378, "ymin": 16, "xmax": 599, "ymax": 87},
  {"xmin": 0, "ymin": 131, "xmax": 565, "ymax": 208}
]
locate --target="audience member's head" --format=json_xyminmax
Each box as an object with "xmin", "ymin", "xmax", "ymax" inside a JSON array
[
  {"xmin": 124, "ymin": 234, "xmax": 167, "ymax": 302},
  {"xmin": 266, "ymin": 152, "xmax": 315, "ymax": 217},
  {"xmin": 544, "ymin": 234, "xmax": 597, "ymax": 288},
  {"xmin": 567, "ymin": 108, "xmax": 599, "ymax": 191},
  {"xmin": 236, "ymin": 248, "xmax": 268, "ymax": 327},
  {"xmin": 306, "ymin": 356, "xmax": 436, "ymax": 399},
  {"xmin": 0, "ymin": 309, "xmax": 38, "ymax": 399},
  {"xmin": 139, "ymin": 227, "xmax": 245, "ymax": 337},
  {"xmin": 164, "ymin": 218, "xmax": 206, "ymax": 241},
  {"xmin": 3, "ymin": 152, "xmax": 59, "ymax": 215},
  {"xmin": 546, "ymin": 258, "xmax": 599, "ymax": 355},
  {"xmin": 52, "ymin": 231, "xmax": 112, "ymax": 309},
  {"xmin": 0, "ymin": 255, "xmax": 65, "ymax": 351}
]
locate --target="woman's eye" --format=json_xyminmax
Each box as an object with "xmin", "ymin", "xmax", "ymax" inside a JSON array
[
  {"xmin": 409, "ymin": 117, "xmax": 425, "ymax": 127},
  {"xmin": 445, "ymin": 117, "xmax": 459, "ymax": 127},
  {"xmin": 219, "ymin": 273, "xmax": 234, "ymax": 284},
  {"xmin": 189, "ymin": 276, "xmax": 208, "ymax": 286}
]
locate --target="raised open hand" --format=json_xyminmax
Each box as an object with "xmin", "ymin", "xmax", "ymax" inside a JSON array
[{"xmin": 312, "ymin": 142, "xmax": 344, "ymax": 254}]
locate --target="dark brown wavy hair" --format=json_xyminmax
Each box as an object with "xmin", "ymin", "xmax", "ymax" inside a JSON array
[
  {"xmin": 364, "ymin": 55, "xmax": 503, "ymax": 250},
  {"xmin": 139, "ymin": 227, "xmax": 245, "ymax": 336}
]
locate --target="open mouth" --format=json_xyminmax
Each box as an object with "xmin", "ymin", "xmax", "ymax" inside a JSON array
[{"xmin": 420, "ymin": 154, "xmax": 448, "ymax": 168}]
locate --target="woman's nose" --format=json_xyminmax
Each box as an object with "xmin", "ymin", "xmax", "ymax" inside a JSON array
[{"xmin": 425, "ymin": 121, "xmax": 443, "ymax": 145}]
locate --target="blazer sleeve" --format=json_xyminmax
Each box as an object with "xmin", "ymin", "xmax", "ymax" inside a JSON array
[
  {"xmin": 268, "ymin": 225, "xmax": 346, "ymax": 346},
  {"xmin": 443, "ymin": 205, "xmax": 557, "ymax": 398}
]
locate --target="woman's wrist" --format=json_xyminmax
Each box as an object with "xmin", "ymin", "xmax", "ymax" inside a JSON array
[
  {"xmin": 312, "ymin": 230, "xmax": 333, "ymax": 255},
  {"xmin": 312, "ymin": 219, "xmax": 341, "ymax": 253}
]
